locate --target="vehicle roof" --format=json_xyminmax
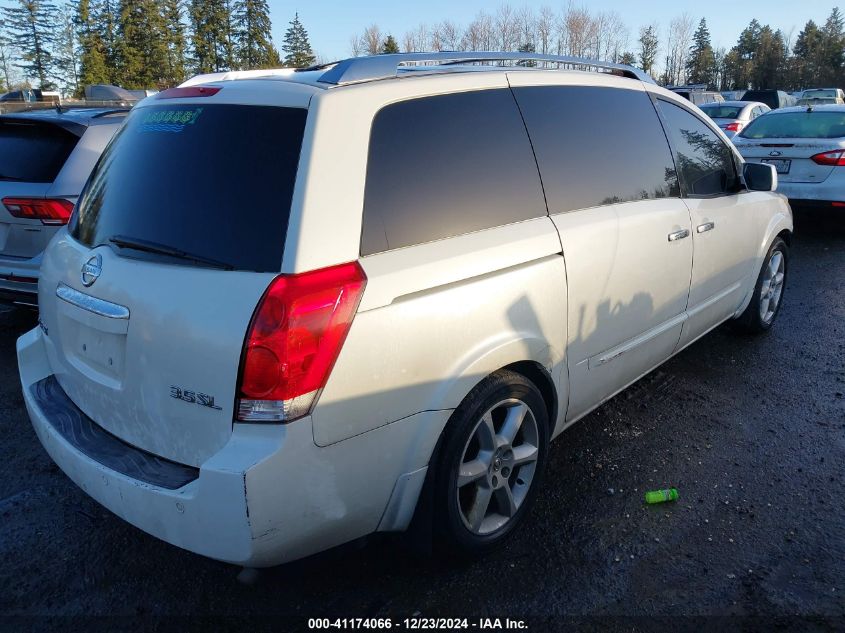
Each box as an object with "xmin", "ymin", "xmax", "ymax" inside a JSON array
[
  {"xmin": 0, "ymin": 106, "xmax": 129, "ymax": 135},
  {"xmin": 180, "ymin": 52, "xmax": 655, "ymax": 93}
]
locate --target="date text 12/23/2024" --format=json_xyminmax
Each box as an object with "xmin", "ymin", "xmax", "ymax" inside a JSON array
[{"xmin": 308, "ymin": 619, "xmax": 528, "ymax": 630}]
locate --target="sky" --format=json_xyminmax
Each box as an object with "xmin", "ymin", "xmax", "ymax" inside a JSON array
[{"xmin": 267, "ymin": 0, "xmax": 839, "ymax": 62}]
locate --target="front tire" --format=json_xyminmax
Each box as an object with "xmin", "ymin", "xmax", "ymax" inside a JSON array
[
  {"xmin": 733, "ymin": 237, "xmax": 788, "ymax": 334},
  {"xmin": 433, "ymin": 370, "xmax": 550, "ymax": 557}
]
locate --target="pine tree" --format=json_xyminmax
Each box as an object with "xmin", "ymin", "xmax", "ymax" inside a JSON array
[
  {"xmin": 281, "ymin": 13, "xmax": 315, "ymax": 68},
  {"xmin": 619, "ymin": 51, "xmax": 636, "ymax": 66},
  {"xmin": 2, "ymin": 0, "xmax": 59, "ymax": 88},
  {"xmin": 686, "ymin": 18, "xmax": 715, "ymax": 88},
  {"xmin": 115, "ymin": 0, "xmax": 169, "ymax": 88},
  {"xmin": 233, "ymin": 0, "xmax": 276, "ymax": 69},
  {"xmin": 793, "ymin": 20, "xmax": 824, "ymax": 88},
  {"xmin": 381, "ymin": 34, "xmax": 399, "ymax": 54},
  {"xmin": 821, "ymin": 8, "xmax": 845, "ymax": 86},
  {"xmin": 76, "ymin": 0, "xmax": 111, "ymax": 91},
  {"xmin": 0, "ymin": 16, "xmax": 15, "ymax": 90},
  {"xmin": 638, "ymin": 25, "xmax": 658, "ymax": 76},
  {"xmin": 190, "ymin": 0, "xmax": 230, "ymax": 73},
  {"xmin": 160, "ymin": 0, "xmax": 186, "ymax": 85}
]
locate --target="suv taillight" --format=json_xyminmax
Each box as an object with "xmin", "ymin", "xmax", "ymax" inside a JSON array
[
  {"xmin": 723, "ymin": 122, "xmax": 743, "ymax": 132},
  {"xmin": 811, "ymin": 150, "xmax": 845, "ymax": 166},
  {"xmin": 236, "ymin": 262, "xmax": 367, "ymax": 423},
  {"xmin": 2, "ymin": 197, "xmax": 74, "ymax": 225}
]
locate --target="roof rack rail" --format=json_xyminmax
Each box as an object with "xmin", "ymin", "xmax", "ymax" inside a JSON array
[{"xmin": 311, "ymin": 52, "xmax": 655, "ymax": 86}]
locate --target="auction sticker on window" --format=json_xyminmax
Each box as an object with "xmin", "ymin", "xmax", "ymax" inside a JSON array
[{"xmin": 138, "ymin": 107, "xmax": 204, "ymax": 134}]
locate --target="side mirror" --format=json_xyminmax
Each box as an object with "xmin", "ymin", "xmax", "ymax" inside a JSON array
[{"xmin": 743, "ymin": 161, "xmax": 778, "ymax": 192}]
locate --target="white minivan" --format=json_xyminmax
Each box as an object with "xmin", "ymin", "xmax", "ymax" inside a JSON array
[{"xmin": 18, "ymin": 53, "xmax": 792, "ymax": 566}]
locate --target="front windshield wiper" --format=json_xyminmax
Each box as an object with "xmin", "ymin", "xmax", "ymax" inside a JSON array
[{"xmin": 107, "ymin": 235, "xmax": 235, "ymax": 270}]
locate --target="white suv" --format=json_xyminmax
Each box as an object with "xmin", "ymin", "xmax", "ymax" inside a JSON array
[{"xmin": 18, "ymin": 53, "xmax": 793, "ymax": 566}]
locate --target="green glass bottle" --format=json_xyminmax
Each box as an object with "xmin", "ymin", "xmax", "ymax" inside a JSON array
[{"xmin": 644, "ymin": 488, "xmax": 679, "ymax": 504}]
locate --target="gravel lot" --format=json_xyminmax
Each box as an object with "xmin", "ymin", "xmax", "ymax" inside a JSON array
[{"xmin": 1, "ymin": 211, "xmax": 843, "ymax": 629}]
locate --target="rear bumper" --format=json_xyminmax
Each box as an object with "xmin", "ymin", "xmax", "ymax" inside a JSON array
[
  {"xmin": 17, "ymin": 326, "xmax": 441, "ymax": 566},
  {"xmin": 0, "ymin": 254, "xmax": 40, "ymax": 307},
  {"xmin": 775, "ymin": 180, "xmax": 845, "ymax": 205}
]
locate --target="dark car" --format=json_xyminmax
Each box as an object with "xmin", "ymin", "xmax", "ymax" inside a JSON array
[{"xmin": 740, "ymin": 90, "xmax": 797, "ymax": 110}]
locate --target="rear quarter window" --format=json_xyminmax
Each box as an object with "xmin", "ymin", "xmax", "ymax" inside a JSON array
[
  {"xmin": 360, "ymin": 89, "xmax": 547, "ymax": 256},
  {"xmin": 0, "ymin": 120, "xmax": 80, "ymax": 183},
  {"xmin": 71, "ymin": 104, "xmax": 307, "ymax": 273}
]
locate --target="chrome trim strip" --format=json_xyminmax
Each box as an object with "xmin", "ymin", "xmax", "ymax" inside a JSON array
[{"xmin": 56, "ymin": 284, "xmax": 129, "ymax": 320}]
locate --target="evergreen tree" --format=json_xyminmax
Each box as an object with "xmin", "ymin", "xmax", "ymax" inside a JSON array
[
  {"xmin": 281, "ymin": 13, "xmax": 315, "ymax": 68},
  {"xmin": 233, "ymin": 0, "xmax": 277, "ymax": 69},
  {"xmin": 516, "ymin": 41, "xmax": 536, "ymax": 66},
  {"xmin": 686, "ymin": 18, "xmax": 715, "ymax": 87},
  {"xmin": 76, "ymin": 0, "xmax": 111, "ymax": 90},
  {"xmin": 638, "ymin": 25, "xmax": 658, "ymax": 76},
  {"xmin": 2, "ymin": 0, "xmax": 59, "ymax": 88},
  {"xmin": 160, "ymin": 0, "xmax": 186, "ymax": 85},
  {"xmin": 619, "ymin": 51, "xmax": 636, "ymax": 66},
  {"xmin": 115, "ymin": 0, "xmax": 169, "ymax": 88},
  {"xmin": 0, "ymin": 16, "xmax": 15, "ymax": 90},
  {"xmin": 190, "ymin": 0, "xmax": 230, "ymax": 73},
  {"xmin": 793, "ymin": 20, "xmax": 824, "ymax": 88},
  {"xmin": 821, "ymin": 7, "xmax": 845, "ymax": 86},
  {"xmin": 381, "ymin": 34, "xmax": 399, "ymax": 54}
]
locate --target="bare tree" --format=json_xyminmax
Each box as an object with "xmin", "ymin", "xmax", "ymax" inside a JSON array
[
  {"xmin": 593, "ymin": 11, "xmax": 628, "ymax": 62},
  {"xmin": 434, "ymin": 20, "xmax": 462, "ymax": 51},
  {"xmin": 561, "ymin": 4, "xmax": 597, "ymax": 58},
  {"xmin": 349, "ymin": 33, "xmax": 362, "ymax": 57},
  {"xmin": 515, "ymin": 6, "xmax": 536, "ymax": 50},
  {"xmin": 663, "ymin": 14, "xmax": 694, "ymax": 85},
  {"xmin": 495, "ymin": 5, "xmax": 518, "ymax": 51},
  {"xmin": 537, "ymin": 6, "xmax": 555, "ymax": 54},
  {"xmin": 360, "ymin": 24, "xmax": 382, "ymax": 56},
  {"xmin": 463, "ymin": 11, "xmax": 494, "ymax": 52}
]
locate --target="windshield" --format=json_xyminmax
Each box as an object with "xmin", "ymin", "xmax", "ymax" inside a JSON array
[
  {"xmin": 739, "ymin": 111, "xmax": 845, "ymax": 139},
  {"xmin": 71, "ymin": 103, "xmax": 307, "ymax": 273},
  {"xmin": 700, "ymin": 105, "xmax": 743, "ymax": 119}
]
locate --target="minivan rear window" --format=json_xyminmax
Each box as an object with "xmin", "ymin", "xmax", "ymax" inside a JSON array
[
  {"xmin": 0, "ymin": 120, "xmax": 79, "ymax": 183},
  {"xmin": 71, "ymin": 104, "xmax": 306, "ymax": 273}
]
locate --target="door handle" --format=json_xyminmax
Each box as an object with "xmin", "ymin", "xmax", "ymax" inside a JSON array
[
  {"xmin": 668, "ymin": 229, "xmax": 690, "ymax": 242},
  {"xmin": 697, "ymin": 221, "xmax": 716, "ymax": 233}
]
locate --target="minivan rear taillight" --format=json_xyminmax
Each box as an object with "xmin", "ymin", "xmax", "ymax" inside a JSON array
[
  {"xmin": 2, "ymin": 197, "xmax": 74, "ymax": 225},
  {"xmin": 236, "ymin": 262, "xmax": 367, "ymax": 423},
  {"xmin": 811, "ymin": 150, "xmax": 845, "ymax": 166}
]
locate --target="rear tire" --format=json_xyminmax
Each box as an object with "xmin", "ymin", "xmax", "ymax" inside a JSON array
[
  {"xmin": 432, "ymin": 370, "xmax": 550, "ymax": 558},
  {"xmin": 733, "ymin": 237, "xmax": 788, "ymax": 334}
]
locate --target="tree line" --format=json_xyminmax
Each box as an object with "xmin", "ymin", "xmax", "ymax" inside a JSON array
[
  {"xmin": 0, "ymin": 0, "xmax": 317, "ymax": 95},
  {"xmin": 350, "ymin": 5, "xmax": 845, "ymax": 91}
]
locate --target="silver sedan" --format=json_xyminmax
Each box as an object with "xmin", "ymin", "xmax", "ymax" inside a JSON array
[{"xmin": 698, "ymin": 100, "xmax": 771, "ymax": 138}]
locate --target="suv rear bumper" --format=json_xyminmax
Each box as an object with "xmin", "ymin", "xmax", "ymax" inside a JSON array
[
  {"xmin": 17, "ymin": 326, "xmax": 441, "ymax": 566},
  {"xmin": 0, "ymin": 254, "xmax": 40, "ymax": 307}
]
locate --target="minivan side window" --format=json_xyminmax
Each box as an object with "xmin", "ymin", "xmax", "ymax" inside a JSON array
[
  {"xmin": 657, "ymin": 100, "xmax": 738, "ymax": 197},
  {"xmin": 361, "ymin": 89, "xmax": 546, "ymax": 256},
  {"xmin": 512, "ymin": 85, "xmax": 679, "ymax": 214}
]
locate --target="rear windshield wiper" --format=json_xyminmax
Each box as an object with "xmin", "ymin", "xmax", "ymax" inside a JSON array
[
  {"xmin": 0, "ymin": 174, "xmax": 25, "ymax": 181},
  {"xmin": 107, "ymin": 235, "xmax": 235, "ymax": 271}
]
